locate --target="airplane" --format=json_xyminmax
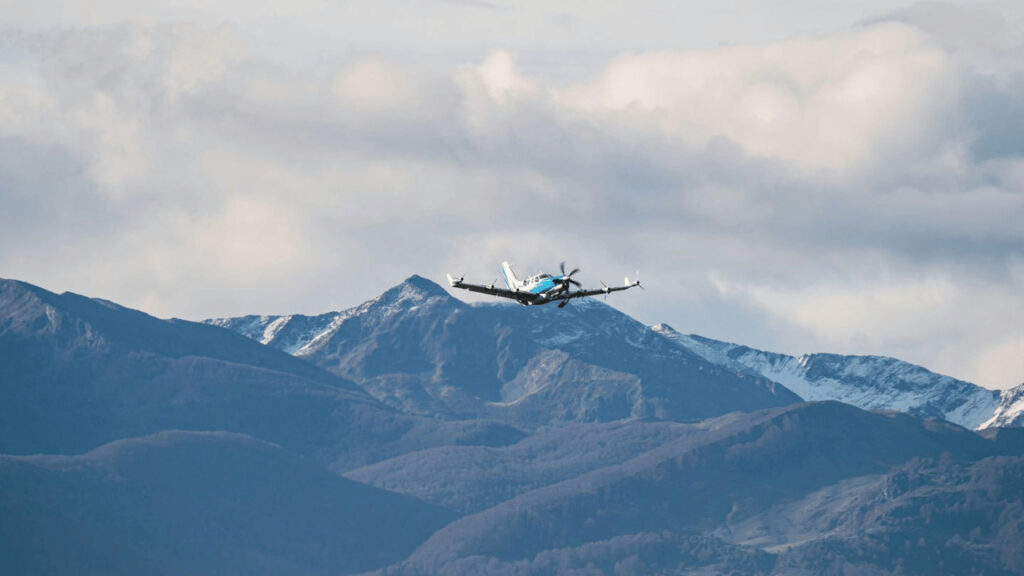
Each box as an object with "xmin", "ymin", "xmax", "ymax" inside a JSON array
[{"xmin": 447, "ymin": 261, "xmax": 641, "ymax": 308}]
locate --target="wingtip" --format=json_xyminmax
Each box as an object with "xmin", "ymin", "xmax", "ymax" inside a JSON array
[{"xmin": 626, "ymin": 271, "xmax": 641, "ymax": 288}]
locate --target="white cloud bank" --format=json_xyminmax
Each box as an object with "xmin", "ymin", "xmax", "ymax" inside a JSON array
[
  {"xmin": 558, "ymin": 22, "xmax": 957, "ymax": 174},
  {"xmin": 0, "ymin": 2, "xmax": 1021, "ymax": 389}
]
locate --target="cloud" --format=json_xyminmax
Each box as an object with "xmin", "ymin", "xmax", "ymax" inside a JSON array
[
  {"xmin": 332, "ymin": 59, "xmax": 423, "ymax": 114},
  {"xmin": 0, "ymin": 5, "xmax": 1022, "ymax": 389},
  {"xmin": 881, "ymin": 1, "xmax": 1024, "ymax": 74},
  {"xmin": 554, "ymin": 22, "xmax": 959, "ymax": 175},
  {"xmin": 972, "ymin": 336, "xmax": 1024, "ymax": 391},
  {"xmin": 708, "ymin": 269, "xmax": 1024, "ymax": 389}
]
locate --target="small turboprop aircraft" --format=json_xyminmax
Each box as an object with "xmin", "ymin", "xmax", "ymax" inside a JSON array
[{"xmin": 447, "ymin": 261, "xmax": 641, "ymax": 308}]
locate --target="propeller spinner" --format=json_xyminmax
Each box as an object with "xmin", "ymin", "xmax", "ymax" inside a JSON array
[{"xmin": 558, "ymin": 262, "xmax": 582, "ymax": 289}]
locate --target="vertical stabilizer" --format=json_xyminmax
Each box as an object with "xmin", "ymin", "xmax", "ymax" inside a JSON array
[{"xmin": 501, "ymin": 261, "xmax": 523, "ymax": 289}]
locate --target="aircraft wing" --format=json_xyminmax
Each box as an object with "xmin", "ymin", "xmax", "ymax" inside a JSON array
[
  {"xmin": 447, "ymin": 274, "xmax": 538, "ymax": 303},
  {"xmin": 560, "ymin": 277, "xmax": 641, "ymax": 302}
]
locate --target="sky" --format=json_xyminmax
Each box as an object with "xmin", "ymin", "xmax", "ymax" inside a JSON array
[{"xmin": 1, "ymin": 1, "xmax": 1022, "ymax": 389}]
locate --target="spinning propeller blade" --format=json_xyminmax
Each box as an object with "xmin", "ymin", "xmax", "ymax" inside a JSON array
[{"xmin": 559, "ymin": 262, "xmax": 582, "ymax": 288}]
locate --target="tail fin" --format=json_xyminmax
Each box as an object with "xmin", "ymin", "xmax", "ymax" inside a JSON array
[{"xmin": 501, "ymin": 261, "xmax": 523, "ymax": 289}]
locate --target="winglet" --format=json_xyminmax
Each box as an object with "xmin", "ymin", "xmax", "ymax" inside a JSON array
[
  {"xmin": 625, "ymin": 272, "xmax": 642, "ymax": 289},
  {"xmin": 447, "ymin": 274, "xmax": 463, "ymax": 287}
]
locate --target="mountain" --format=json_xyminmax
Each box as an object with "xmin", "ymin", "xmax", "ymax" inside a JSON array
[
  {"xmin": 384, "ymin": 402, "xmax": 1024, "ymax": 575},
  {"xmin": 344, "ymin": 418, "xmax": 695, "ymax": 514},
  {"xmin": 0, "ymin": 430, "xmax": 455, "ymax": 576},
  {"xmin": 7, "ymin": 275, "xmax": 1024, "ymax": 575},
  {"xmin": 210, "ymin": 276, "xmax": 1020, "ymax": 433},
  {"xmin": 208, "ymin": 275, "xmax": 799, "ymax": 428},
  {"xmin": 0, "ymin": 278, "xmax": 522, "ymax": 466},
  {"xmin": 654, "ymin": 324, "xmax": 1004, "ymax": 430},
  {"xmin": 983, "ymin": 383, "xmax": 1024, "ymax": 428}
]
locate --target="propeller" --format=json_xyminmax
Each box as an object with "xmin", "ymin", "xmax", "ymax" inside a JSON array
[{"xmin": 558, "ymin": 261, "xmax": 582, "ymax": 289}]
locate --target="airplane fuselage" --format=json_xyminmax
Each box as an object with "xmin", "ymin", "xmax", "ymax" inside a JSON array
[
  {"xmin": 506, "ymin": 268, "xmax": 575, "ymax": 305},
  {"xmin": 448, "ymin": 261, "xmax": 638, "ymax": 308}
]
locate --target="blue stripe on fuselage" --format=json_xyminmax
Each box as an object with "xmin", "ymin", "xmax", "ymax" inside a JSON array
[{"xmin": 529, "ymin": 279, "xmax": 558, "ymax": 294}]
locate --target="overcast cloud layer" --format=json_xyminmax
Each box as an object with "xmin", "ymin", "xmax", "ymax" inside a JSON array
[{"xmin": 1, "ymin": 1, "xmax": 1022, "ymax": 389}]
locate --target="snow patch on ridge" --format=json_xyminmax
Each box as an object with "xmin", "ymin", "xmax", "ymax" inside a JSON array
[
  {"xmin": 262, "ymin": 316, "xmax": 292, "ymax": 345},
  {"xmin": 655, "ymin": 326, "xmax": 1002, "ymax": 430},
  {"xmin": 981, "ymin": 384, "xmax": 1024, "ymax": 428}
]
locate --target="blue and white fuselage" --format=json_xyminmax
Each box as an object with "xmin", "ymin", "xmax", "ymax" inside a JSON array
[
  {"xmin": 502, "ymin": 262, "xmax": 571, "ymax": 301},
  {"xmin": 526, "ymin": 276, "xmax": 558, "ymax": 294},
  {"xmin": 449, "ymin": 261, "xmax": 641, "ymax": 308}
]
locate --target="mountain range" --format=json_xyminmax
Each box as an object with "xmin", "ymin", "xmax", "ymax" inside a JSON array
[
  {"xmin": 208, "ymin": 274, "xmax": 1023, "ymax": 432},
  {"xmin": 0, "ymin": 278, "xmax": 522, "ymax": 468},
  {"xmin": 208, "ymin": 275, "xmax": 799, "ymax": 428},
  {"xmin": 2, "ymin": 274, "xmax": 1023, "ymax": 575}
]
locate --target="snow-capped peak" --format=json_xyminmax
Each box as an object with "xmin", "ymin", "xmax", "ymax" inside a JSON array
[
  {"xmin": 651, "ymin": 323, "xmax": 677, "ymax": 335},
  {"xmin": 981, "ymin": 383, "xmax": 1024, "ymax": 428},
  {"xmin": 205, "ymin": 276, "xmax": 460, "ymax": 358},
  {"xmin": 364, "ymin": 275, "xmax": 457, "ymax": 316},
  {"xmin": 653, "ymin": 327, "xmax": 1003, "ymax": 430},
  {"xmin": 380, "ymin": 275, "xmax": 453, "ymax": 303}
]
